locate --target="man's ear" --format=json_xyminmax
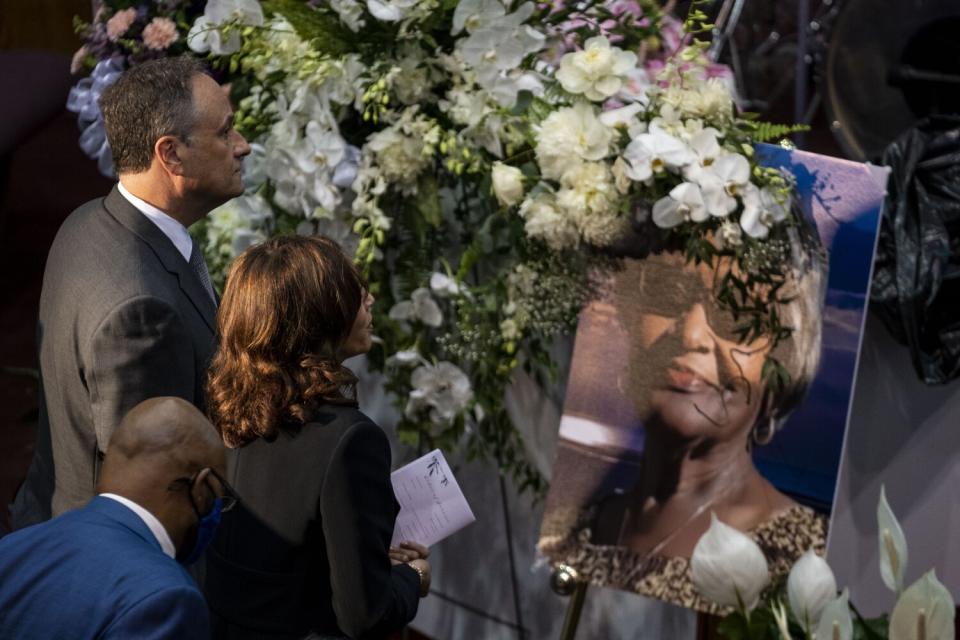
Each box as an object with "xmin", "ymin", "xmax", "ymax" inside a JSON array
[{"xmin": 155, "ymin": 135, "xmax": 186, "ymax": 176}]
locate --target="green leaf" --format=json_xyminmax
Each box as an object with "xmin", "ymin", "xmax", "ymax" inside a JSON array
[{"xmin": 415, "ymin": 174, "xmax": 443, "ymax": 228}]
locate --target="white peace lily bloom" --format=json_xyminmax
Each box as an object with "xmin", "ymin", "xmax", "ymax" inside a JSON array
[
  {"xmin": 405, "ymin": 361, "xmax": 474, "ymax": 425},
  {"xmin": 652, "ymin": 182, "xmax": 708, "ymax": 228},
  {"xmin": 556, "ymin": 36, "xmax": 637, "ymax": 102},
  {"xmin": 430, "ymin": 272, "xmax": 461, "ymax": 297},
  {"xmin": 739, "ymin": 184, "xmax": 789, "ymax": 238},
  {"xmin": 815, "ymin": 589, "xmax": 853, "ymax": 640},
  {"xmin": 491, "ymin": 162, "xmax": 525, "ymax": 207},
  {"xmin": 690, "ymin": 513, "xmax": 770, "ymax": 612},
  {"xmin": 623, "ymin": 129, "xmax": 694, "ymax": 182},
  {"xmin": 888, "ymin": 570, "xmax": 955, "ymax": 640},
  {"xmin": 388, "ymin": 288, "xmax": 442, "ymax": 327},
  {"xmin": 787, "ymin": 550, "xmax": 838, "ymax": 634},
  {"xmin": 535, "ymin": 102, "xmax": 613, "ymax": 180},
  {"xmin": 187, "ymin": 0, "xmax": 263, "ymax": 55},
  {"xmin": 878, "ymin": 485, "xmax": 909, "ymax": 595},
  {"xmin": 518, "ymin": 192, "xmax": 579, "ymax": 251},
  {"xmin": 366, "ymin": 0, "xmax": 418, "ymax": 22}
]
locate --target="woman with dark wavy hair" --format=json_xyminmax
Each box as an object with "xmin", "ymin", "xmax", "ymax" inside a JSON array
[{"xmin": 203, "ymin": 235, "xmax": 429, "ymax": 640}]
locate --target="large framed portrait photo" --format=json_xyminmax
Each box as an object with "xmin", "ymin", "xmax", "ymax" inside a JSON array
[{"xmin": 537, "ymin": 146, "xmax": 889, "ymax": 612}]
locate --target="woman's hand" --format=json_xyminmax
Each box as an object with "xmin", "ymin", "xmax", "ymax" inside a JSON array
[
  {"xmin": 406, "ymin": 558, "xmax": 431, "ymax": 597},
  {"xmin": 388, "ymin": 541, "xmax": 430, "ymax": 564}
]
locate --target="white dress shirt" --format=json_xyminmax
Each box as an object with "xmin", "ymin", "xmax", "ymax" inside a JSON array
[
  {"xmin": 117, "ymin": 181, "xmax": 193, "ymax": 263},
  {"xmin": 100, "ymin": 493, "xmax": 176, "ymax": 559}
]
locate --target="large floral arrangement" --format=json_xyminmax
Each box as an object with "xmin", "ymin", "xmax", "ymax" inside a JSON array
[
  {"xmin": 690, "ymin": 487, "xmax": 956, "ymax": 640},
  {"xmin": 70, "ymin": 0, "xmax": 807, "ymax": 494}
]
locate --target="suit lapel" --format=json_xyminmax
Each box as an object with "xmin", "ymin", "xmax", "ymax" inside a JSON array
[{"xmin": 103, "ymin": 185, "xmax": 217, "ymax": 333}]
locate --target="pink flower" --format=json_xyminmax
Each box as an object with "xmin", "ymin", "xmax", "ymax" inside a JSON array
[
  {"xmin": 70, "ymin": 45, "xmax": 89, "ymax": 74},
  {"xmin": 106, "ymin": 8, "xmax": 137, "ymax": 42},
  {"xmin": 142, "ymin": 17, "xmax": 179, "ymax": 51}
]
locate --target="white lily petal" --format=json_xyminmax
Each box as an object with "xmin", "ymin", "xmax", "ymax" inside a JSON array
[
  {"xmin": 879, "ymin": 485, "xmax": 909, "ymax": 595},
  {"xmin": 889, "ymin": 570, "xmax": 955, "ymax": 640},
  {"xmin": 815, "ymin": 589, "xmax": 853, "ymax": 640},
  {"xmin": 690, "ymin": 513, "xmax": 769, "ymax": 612},
  {"xmin": 787, "ymin": 550, "xmax": 838, "ymax": 633}
]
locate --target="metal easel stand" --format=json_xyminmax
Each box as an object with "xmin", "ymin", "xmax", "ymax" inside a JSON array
[{"xmin": 551, "ymin": 564, "xmax": 588, "ymax": 640}]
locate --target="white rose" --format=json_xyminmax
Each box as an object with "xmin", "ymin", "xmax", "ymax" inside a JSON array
[
  {"xmin": 491, "ymin": 162, "xmax": 525, "ymax": 207},
  {"xmin": 556, "ymin": 36, "xmax": 637, "ymax": 102}
]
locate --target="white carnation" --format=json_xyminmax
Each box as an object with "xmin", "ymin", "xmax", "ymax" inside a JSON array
[
  {"xmin": 518, "ymin": 192, "xmax": 579, "ymax": 251},
  {"xmin": 535, "ymin": 102, "xmax": 613, "ymax": 180}
]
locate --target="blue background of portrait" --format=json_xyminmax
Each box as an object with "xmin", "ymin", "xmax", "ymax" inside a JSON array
[{"xmin": 752, "ymin": 145, "xmax": 888, "ymax": 513}]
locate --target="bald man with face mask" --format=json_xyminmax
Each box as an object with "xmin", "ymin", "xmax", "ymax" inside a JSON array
[{"xmin": 0, "ymin": 397, "xmax": 236, "ymax": 639}]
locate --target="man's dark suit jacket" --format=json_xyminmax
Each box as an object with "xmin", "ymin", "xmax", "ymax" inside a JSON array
[
  {"xmin": 10, "ymin": 185, "xmax": 217, "ymax": 525},
  {"xmin": 0, "ymin": 496, "xmax": 209, "ymax": 639},
  {"xmin": 205, "ymin": 405, "xmax": 421, "ymax": 640}
]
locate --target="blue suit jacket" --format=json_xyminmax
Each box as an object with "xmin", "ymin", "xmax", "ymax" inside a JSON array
[{"xmin": 0, "ymin": 496, "xmax": 209, "ymax": 639}]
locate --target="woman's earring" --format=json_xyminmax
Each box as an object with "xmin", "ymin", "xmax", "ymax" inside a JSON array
[{"xmin": 752, "ymin": 416, "xmax": 777, "ymax": 446}]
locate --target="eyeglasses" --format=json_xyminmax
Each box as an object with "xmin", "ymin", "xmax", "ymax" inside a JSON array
[
  {"xmin": 637, "ymin": 268, "xmax": 743, "ymax": 342},
  {"xmin": 168, "ymin": 467, "xmax": 240, "ymax": 516}
]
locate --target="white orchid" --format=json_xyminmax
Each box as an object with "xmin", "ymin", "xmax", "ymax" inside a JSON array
[
  {"xmin": 788, "ymin": 550, "xmax": 838, "ymax": 634},
  {"xmin": 405, "ymin": 361, "xmax": 474, "ymax": 425},
  {"xmin": 889, "ymin": 570, "xmax": 956, "ymax": 640},
  {"xmin": 429, "ymin": 272, "xmax": 461, "ymax": 297},
  {"xmin": 366, "ymin": 0, "xmax": 419, "ymax": 22},
  {"xmin": 187, "ymin": 0, "xmax": 263, "ymax": 55},
  {"xmin": 491, "ymin": 162, "xmax": 525, "ymax": 207},
  {"xmin": 599, "ymin": 103, "xmax": 644, "ymax": 132},
  {"xmin": 816, "ymin": 589, "xmax": 853, "ymax": 640},
  {"xmin": 682, "ymin": 127, "xmax": 724, "ymax": 182},
  {"xmin": 386, "ymin": 348, "xmax": 423, "ymax": 367},
  {"xmin": 622, "ymin": 129, "xmax": 694, "ymax": 182},
  {"xmin": 690, "ymin": 513, "xmax": 770, "ymax": 613},
  {"xmin": 739, "ymin": 184, "xmax": 790, "ymax": 238},
  {"xmin": 652, "ymin": 182, "xmax": 708, "ymax": 228},
  {"xmin": 329, "ymin": 0, "xmax": 365, "ymax": 31},
  {"xmin": 698, "ymin": 153, "xmax": 750, "ymax": 217},
  {"xmin": 457, "ymin": 3, "xmax": 544, "ymax": 90},
  {"xmin": 389, "ymin": 288, "xmax": 443, "ymax": 327},
  {"xmin": 452, "ymin": 0, "xmax": 505, "ymax": 34},
  {"xmin": 556, "ymin": 36, "xmax": 637, "ymax": 102}
]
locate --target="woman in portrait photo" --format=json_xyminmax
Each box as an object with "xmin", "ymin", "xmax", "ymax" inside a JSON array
[{"xmin": 540, "ymin": 226, "xmax": 828, "ymax": 612}]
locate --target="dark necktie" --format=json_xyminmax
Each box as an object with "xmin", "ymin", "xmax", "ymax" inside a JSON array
[{"xmin": 188, "ymin": 237, "xmax": 217, "ymax": 306}]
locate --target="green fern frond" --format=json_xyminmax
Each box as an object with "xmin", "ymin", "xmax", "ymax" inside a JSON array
[{"xmin": 748, "ymin": 121, "xmax": 811, "ymax": 143}]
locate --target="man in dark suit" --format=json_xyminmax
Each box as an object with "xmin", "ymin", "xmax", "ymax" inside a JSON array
[
  {"xmin": 10, "ymin": 56, "xmax": 250, "ymax": 526},
  {"xmin": 0, "ymin": 397, "xmax": 237, "ymax": 639}
]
